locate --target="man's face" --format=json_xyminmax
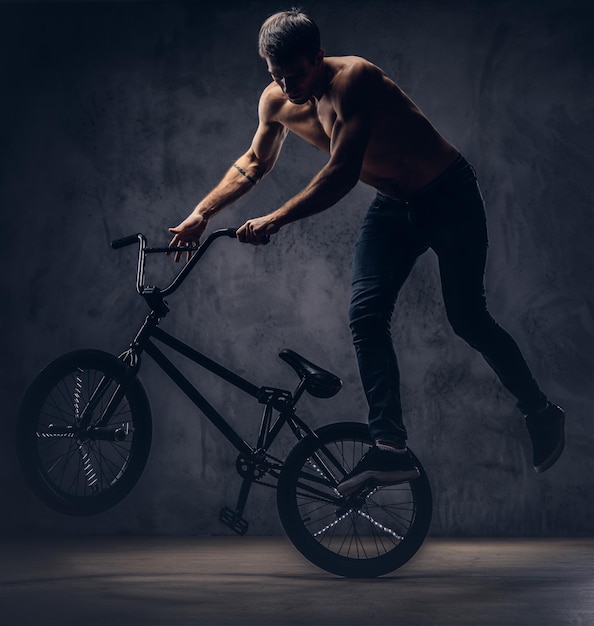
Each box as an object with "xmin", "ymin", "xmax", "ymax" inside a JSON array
[{"xmin": 266, "ymin": 54, "xmax": 321, "ymax": 105}]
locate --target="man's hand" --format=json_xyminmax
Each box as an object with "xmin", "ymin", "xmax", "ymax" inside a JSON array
[
  {"xmin": 168, "ymin": 212, "xmax": 209, "ymax": 262},
  {"xmin": 236, "ymin": 216, "xmax": 280, "ymax": 245}
]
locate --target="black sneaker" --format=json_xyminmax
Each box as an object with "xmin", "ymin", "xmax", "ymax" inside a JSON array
[
  {"xmin": 336, "ymin": 447, "xmax": 420, "ymax": 496},
  {"xmin": 525, "ymin": 403, "xmax": 565, "ymax": 473}
]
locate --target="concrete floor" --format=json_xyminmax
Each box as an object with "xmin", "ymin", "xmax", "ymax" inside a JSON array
[{"xmin": 1, "ymin": 536, "xmax": 593, "ymax": 626}]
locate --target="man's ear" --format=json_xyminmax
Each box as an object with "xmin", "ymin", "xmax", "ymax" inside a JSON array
[{"xmin": 314, "ymin": 49, "xmax": 325, "ymax": 66}]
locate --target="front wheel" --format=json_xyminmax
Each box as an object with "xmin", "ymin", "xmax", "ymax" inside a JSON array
[
  {"xmin": 16, "ymin": 349, "xmax": 152, "ymax": 515},
  {"xmin": 277, "ymin": 422, "xmax": 432, "ymax": 578}
]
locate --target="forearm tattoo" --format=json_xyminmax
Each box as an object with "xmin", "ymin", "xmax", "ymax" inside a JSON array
[{"xmin": 233, "ymin": 163, "xmax": 258, "ymax": 186}]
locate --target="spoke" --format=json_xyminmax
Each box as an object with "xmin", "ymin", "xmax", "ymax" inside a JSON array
[
  {"xmin": 350, "ymin": 514, "xmax": 368, "ymax": 559},
  {"xmin": 43, "ymin": 439, "xmax": 78, "ymax": 483},
  {"xmin": 296, "ymin": 491, "xmax": 336, "ymax": 505},
  {"xmin": 303, "ymin": 506, "xmax": 342, "ymax": 532},
  {"xmin": 74, "ymin": 369, "xmax": 83, "ymax": 422},
  {"xmin": 365, "ymin": 496, "xmax": 416, "ymax": 532},
  {"xmin": 313, "ymin": 508, "xmax": 354, "ymax": 538},
  {"xmin": 44, "ymin": 383, "xmax": 74, "ymax": 424},
  {"xmin": 363, "ymin": 502, "xmax": 395, "ymax": 554},
  {"xmin": 306, "ymin": 452, "xmax": 339, "ymax": 486},
  {"xmin": 76, "ymin": 439, "xmax": 99, "ymax": 490},
  {"xmin": 357, "ymin": 509, "xmax": 404, "ymax": 541},
  {"xmin": 88, "ymin": 441, "xmax": 131, "ymax": 486}
]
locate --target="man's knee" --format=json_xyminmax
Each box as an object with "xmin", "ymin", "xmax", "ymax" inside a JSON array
[
  {"xmin": 447, "ymin": 308, "xmax": 496, "ymax": 347},
  {"xmin": 349, "ymin": 305, "xmax": 391, "ymax": 343}
]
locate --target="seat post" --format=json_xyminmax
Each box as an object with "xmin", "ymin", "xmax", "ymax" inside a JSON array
[{"xmin": 292, "ymin": 378, "xmax": 307, "ymax": 405}]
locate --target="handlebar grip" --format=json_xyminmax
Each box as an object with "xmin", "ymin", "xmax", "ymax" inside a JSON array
[
  {"xmin": 224, "ymin": 227, "xmax": 269, "ymax": 243},
  {"xmin": 111, "ymin": 234, "xmax": 140, "ymax": 249}
]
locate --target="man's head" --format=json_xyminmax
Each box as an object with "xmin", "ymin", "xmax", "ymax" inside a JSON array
[
  {"xmin": 259, "ymin": 9, "xmax": 324, "ymax": 104},
  {"xmin": 258, "ymin": 9, "xmax": 321, "ymax": 66}
]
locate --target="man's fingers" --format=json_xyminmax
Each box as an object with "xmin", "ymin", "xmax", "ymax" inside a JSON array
[
  {"xmin": 168, "ymin": 234, "xmax": 186, "ymax": 262},
  {"xmin": 167, "ymin": 216, "xmax": 207, "ymax": 259},
  {"xmin": 168, "ymin": 233, "xmax": 186, "ymax": 260},
  {"xmin": 186, "ymin": 242, "xmax": 199, "ymax": 263},
  {"xmin": 236, "ymin": 224, "xmax": 248, "ymax": 243},
  {"xmin": 236, "ymin": 221, "xmax": 274, "ymax": 246},
  {"xmin": 167, "ymin": 226, "xmax": 202, "ymax": 262}
]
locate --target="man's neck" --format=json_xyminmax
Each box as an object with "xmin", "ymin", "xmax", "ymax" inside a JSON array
[{"xmin": 312, "ymin": 60, "xmax": 332, "ymax": 101}]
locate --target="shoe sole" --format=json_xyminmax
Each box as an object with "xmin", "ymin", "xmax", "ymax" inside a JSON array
[
  {"xmin": 534, "ymin": 413, "xmax": 565, "ymax": 473},
  {"xmin": 337, "ymin": 468, "xmax": 420, "ymax": 497}
]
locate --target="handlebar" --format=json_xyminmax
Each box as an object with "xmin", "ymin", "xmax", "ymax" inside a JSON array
[
  {"xmin": 110, "ymin": 228, "xmax": 238, "ymax": 299},
  {"xmin": 111, "ymin": 234, "xmax": 142, "ymax": 250}
]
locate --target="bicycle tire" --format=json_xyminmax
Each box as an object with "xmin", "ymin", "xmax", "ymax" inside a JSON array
[
  {"xmin": 16, "ymin": 349, "xmax": 152, "ymax": 516},
  {"xmin": 277, "ymin": 422, "xmax": 432, "ymax": 578}
]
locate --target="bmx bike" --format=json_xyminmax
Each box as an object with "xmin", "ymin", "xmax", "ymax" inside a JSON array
[{"xmin": 16, "ymin": 228, "xmax": 432, "ymax": 578}]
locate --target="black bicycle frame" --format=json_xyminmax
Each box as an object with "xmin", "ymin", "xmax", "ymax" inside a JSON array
[{"xmin": 127, "ymin": 307, "xmax": 315, "ymax": 467}]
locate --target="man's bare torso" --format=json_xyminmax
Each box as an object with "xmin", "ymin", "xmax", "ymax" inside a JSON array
[{"xmin": 263, "ymin": 56, "xmax": 459, "ymax": 197}]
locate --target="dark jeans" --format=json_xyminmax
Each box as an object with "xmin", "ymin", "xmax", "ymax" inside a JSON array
[{"xmin": 349, "ymin": 155, "xmax": 547, "ymax": 447}]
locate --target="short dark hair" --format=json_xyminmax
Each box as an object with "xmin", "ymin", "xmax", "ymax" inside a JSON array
[{"xmin": 258, "ymin": 9, "xmax": 321, "ymax": 65}]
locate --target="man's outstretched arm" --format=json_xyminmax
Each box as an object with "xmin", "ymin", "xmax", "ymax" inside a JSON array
[{"xmin": 168, "ymin": 96, "xmax": 288, "ymax": 257}]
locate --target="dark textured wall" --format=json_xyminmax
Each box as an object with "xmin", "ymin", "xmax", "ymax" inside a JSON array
[{"xmin": 2, "ymin": 0, "xmax": 593, "ymax": 536}]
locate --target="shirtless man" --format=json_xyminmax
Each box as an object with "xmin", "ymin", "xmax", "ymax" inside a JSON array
[{"xmin": 169, "ymin": 9, "xmax": 565, "ymax": 494}]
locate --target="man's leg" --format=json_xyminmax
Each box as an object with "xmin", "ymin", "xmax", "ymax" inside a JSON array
[
  {"xmin": 423, "ymin": 162, "xmax": 564, "ymax": 472},
  {"xmin": 348, "ymin": 194, "xmax": 427, "ymax": 448},
  {"xmin": 337, "ymin": 195, "xmax": 426, "ymax": 496},
  {"xmin": 427, "ymin": 170, "xmax": 547, "ymax": 413}
]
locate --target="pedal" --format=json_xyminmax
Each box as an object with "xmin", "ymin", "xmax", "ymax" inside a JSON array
[{"xmin": 219, "ymin": 507, "xmax": 249, "ymax": 536}]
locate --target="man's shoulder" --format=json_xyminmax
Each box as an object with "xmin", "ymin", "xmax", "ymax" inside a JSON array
[
  {"xmin": 258, "ymin": 82, "xmax": 288, "ymax": 117},
  {"xmin": 327, "ymin": 56, "xmax": 385, "ymax": 101},
  {"xmin": 328, "ymin": 56, "xmax": 383, "ymax": 77}
]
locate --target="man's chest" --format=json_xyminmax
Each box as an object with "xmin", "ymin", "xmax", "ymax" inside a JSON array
[
  {"xmin": 315, "ymin": 98, "xmax": 337, "ymax": 137},
  {"xmin": 281, "ymin": 99, "xmax": 335, "ymax": 152}
]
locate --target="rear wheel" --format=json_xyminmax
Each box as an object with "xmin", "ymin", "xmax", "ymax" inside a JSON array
[
  {"xmin": 277, "ymin": 422, "xmax": 432, "ymax": 577},
  {"xmin": 16, "ymin": 349, "xmax": 152, "ymax": 515}
]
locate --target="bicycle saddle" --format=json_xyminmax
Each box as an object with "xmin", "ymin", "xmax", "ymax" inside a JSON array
[{"xmin": 279, "ymin": 349, "xmax": 342, "ymax": 398}]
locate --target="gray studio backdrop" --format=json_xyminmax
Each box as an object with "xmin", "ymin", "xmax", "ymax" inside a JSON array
[{"xmin": 2, "ymin": 0, "xmax": 593, "ymax": 536}]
